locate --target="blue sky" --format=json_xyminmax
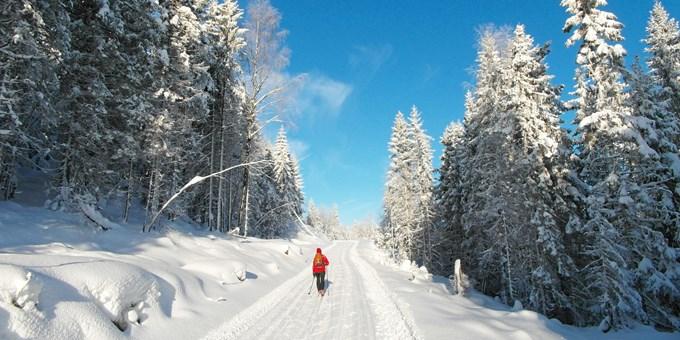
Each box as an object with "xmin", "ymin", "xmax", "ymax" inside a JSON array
[{"xmin": 259, "ymin": 0, "xmax": 679, "ymax": 225}]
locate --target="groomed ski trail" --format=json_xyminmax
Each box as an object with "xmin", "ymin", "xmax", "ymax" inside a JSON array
[{"xmin": 202, "ymin": 241, "xmax": 422, "ymax": 340}]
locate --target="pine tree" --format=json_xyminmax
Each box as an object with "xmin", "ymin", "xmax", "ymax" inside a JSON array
[
  {"xmin": 382, "ymin": 111, "xmax": 415, "ymax": 261},
  {"xmin": 54, "ymin": 0, "xmax": 136, "ymax": 211},
  {"xmin": 626, "ymin": 59, "xmax": 680, "ymax": 329},
  {"xmin": 562, "ymin": 0, "xmax": 652, "ymax": 329},
  {"xmin": 407, "ymin": 106, "xmax": 434, "ymax": 268},
  {"xmin": 505, "ymin": 25, "xmax": 578, "ymax": 319},
  {"xmin": 433, "ymin": 121, "xmax": 466, "ymax": 275},
  {"xmin": 645, "ymin": 1, "xmax": 680, "ymax": 129},
  {"xmin": 269, "ymin": 126, "xmax": 304, "ymax": 235},
  {"xmin": 306, "ymin": 199, "xmax": 323, "ymax": 233},
  {"xmin": 189, "ymin": 0, "xmax": 245, "ymax": 232},
  {"xmin": 644, "ymin": 1, "xmax": 680, "ymax": 249},
  {"xmin": 0, "ymin": 0, "xmax": 66, "ymax": 200},
  {"xmin": 459, "ymin": 28, "xmax": 509, "ymax": 298}
]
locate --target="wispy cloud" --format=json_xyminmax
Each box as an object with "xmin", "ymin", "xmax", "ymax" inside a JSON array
[
  {"xmin": 287, "ymin": 137, "xmax": 310, "ymax": 161},
  {"xmin": 422, "ymin": 63, "xmax": 441, "ymax": 83},
  {"xmin": 260, "ymin": 70, "xmax": 352, "ymax": 125},
  {"xmin": 348, "ymin": 43, "xmax": 393, "ymax": 79},
  {"xmin": 294, "ymin": 73, "xmax": 353, "ymax": 118}
]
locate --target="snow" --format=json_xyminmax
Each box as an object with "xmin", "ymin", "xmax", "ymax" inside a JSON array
[
  {"xmin": 0, "ymin": 201, "xmax": 323, "ymax": 339},
  {"xmin": 0, "ymin": 201, "xmax": 677, "ymax": 339},
  {"xmin": 0, "ymin": 265, "xmax": 41, "ymax": 309}
]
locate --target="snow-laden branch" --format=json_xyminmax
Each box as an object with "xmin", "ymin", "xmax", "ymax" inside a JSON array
[{"xmin": 144, "ymin": 160, "xmax": 268, "ymax": 231}]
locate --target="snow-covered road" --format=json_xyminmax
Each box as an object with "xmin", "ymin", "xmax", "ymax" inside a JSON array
[{"xmin": 202, "ymin": 241, "xmax": 422, "ymax": 340}]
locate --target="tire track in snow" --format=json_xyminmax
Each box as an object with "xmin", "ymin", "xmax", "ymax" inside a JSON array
[
  {"xmin": 200, "ymin": 262, "xmax": 311, "ymax": 340},
  {"xmin": 349, "ymin": 242, "xmax": 423, "ymax": 340},
  {"xmin": 202, "ymin": 241, "xmax": 418, "ymax": 340}
]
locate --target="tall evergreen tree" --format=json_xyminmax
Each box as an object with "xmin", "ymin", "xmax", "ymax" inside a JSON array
[
  {"xmin": 504, "ymin": 25, "xmax": 578, "ymax": 319},
  {"xmin": 562, "ymin": 0, "xmax": 656, "ymax": 329},
  {"xmin": 408, "ymin": 106, "xmax": 434, "ymax": 268},
  {"xmin": 270, "ymin": 126, "xmax": 303, "ymax": 234},
  {"xmin": 626, "ymin": 59, "xmax": 680, "ymax": 329},
  {"xmin": 459, "ymin": 28, "xmax": 508, "ymax": 298},
  {"xmin": 0, "ymin": 0, "xmax": 66, "ymax": 200},
  {"xmin": 644, "ymin": 1, "xmax": 680, "ymax": 249},
  {"xmin": 433, "ymin": 121, "xmax": 466, "ymax": 275},
  {"xmin": 382, "ymin": 111, "xmax": 414, "ymax": 261},
  {"xmin": 645, "ymin": 1, "xmax": 680, "ymax": 129}
]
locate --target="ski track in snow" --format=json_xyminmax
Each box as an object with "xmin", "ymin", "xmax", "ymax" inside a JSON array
[{"xmin": 202, "ymin": 241, "xmax": 421, "ymax": 340}]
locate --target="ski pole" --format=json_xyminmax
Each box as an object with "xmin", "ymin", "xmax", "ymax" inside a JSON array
[{"xmin": 307, "ymin": 275, "xmax": 314, "ymax": 295}]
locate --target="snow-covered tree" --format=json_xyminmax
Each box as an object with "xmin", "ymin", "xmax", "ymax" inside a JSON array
[
  {"xmin": 408, "ymin": 106, "xmax": 434, "ymax": 268},
  {"xmin": 433, "ymin": 120, "xmax": 466, "ymax": 275},
  {"xmin": 306, "ymin": 200, "xmax": 323, "ymax": 233},
  {"xmin": 645, "ymin": 1, "xmax": 680, "ymax": 130},
  {"xmin": 190, "ymin": 0, "xmax": 246, "ymax": 232},
  {"xmin": 0, "ymin": 0, "xmax": 66, "ymax": 200},
  {"xmin": 381, "ymin": 107, "xmax": 434, "ymax": 266},
  {"xmin": 141, "ymin": 0, "xmax": 212, "ymax": 230},
  {"xmin": 382, "ymin": 111, "xmax": 415, "ymax": 261},
  {"xmin": 504, "ymin": 25, "xmax": 579, "ymax": 319},
  {"xmin": 562, "ymin": 0, "xmax": 657, "ymax": 329},
  {"xmin": 266, "ymin": 126, "xmax": 304, "ymax": 234},
  {"xmin": 625, "ymin": 59, "xmax": 680, "ymax": 330},
  {"xmin": 458, "ymin": 28, "xmax": 509, "ymax": 298},
  {"xmin": 644, "ymin": 2, "xmax": 680, "ymax": 249},
  {"xmin": 237, "ymin": 0, "xmax": 293, "ymax": 235}
]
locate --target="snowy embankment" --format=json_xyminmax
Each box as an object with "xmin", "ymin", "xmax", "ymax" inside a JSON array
[
  {"xmin": 362, "ymin": 240, "xmax": 678, "ymax": 340},
  {"xmin": 0, "ymin": 201, "xmax": 321, "ymax": 340},
  {"xmin": 1, "ymin": 199, "xmax": 677, "ymax": 340}
]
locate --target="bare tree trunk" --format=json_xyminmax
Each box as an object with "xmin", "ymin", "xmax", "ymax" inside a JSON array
[
  {"xmin": 501, "ymin": 213, "xmax": 514, "ymax": 302},
  {"xmin": 243, "ymin": 179, "xmax": 250, "ymax": 237},
  {"xmin": 208, "ymin": 104, "xmax": 217, "ymax": 231},
  {"xmin": 228, "ymin": 174, "xmax": 233, "ymax": 229},
  {"xmin": 238, "ymin": 138, "xmax": 252, "ymax": 234},
  {"xmin": 237, "ymin": 103, "xmax": 255, "ymax": 235},
  {"xmin": 123, "ymin": 159, "xmax": 134, "ymax": 223}
]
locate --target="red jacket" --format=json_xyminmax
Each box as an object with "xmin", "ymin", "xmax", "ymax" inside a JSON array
[{"xmin": 312, "ymin": 254, "xmax": 329, "ymax": 273}]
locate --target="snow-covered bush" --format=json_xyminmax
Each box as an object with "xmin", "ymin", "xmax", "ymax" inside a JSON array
[
  {"xmin": 56, "ymin": 262, "xmax": 160, "ymax": 332},
  {"xmin": 0, "ymin": 265, "xmax": 42, "ymax": 309}
]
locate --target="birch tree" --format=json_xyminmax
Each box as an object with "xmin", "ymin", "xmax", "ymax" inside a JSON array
[{"xmin": 237, "ymin": 0, "xmax": 292, "ymax": 235}]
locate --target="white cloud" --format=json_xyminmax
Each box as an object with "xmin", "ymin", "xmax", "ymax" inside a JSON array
[
  {"xmin": 287, "ymin": 137, "xmax": 310, "ymax": 161},
  {"xmin": 348, "ymin": 44, "xmax": 393, "ymax": 78},
  {"xmin": 293, "ymin": 72, "xmax": 353, "ymax": 118},
  {"xmin": 258, "ymin": 70, "xmax": 352, "ymax": 127}
]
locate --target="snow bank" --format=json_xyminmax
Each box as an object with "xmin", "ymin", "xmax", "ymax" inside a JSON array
[
  {"xmin": 52, "ymin": 261, "xmax": 161, "ymax": 331},
  {"xmin": 0, "ymin": 265, "xmax": 41, "ymax": 309},
  {"xmin": 183, "ymin": 260, "xmax": 248, "ymax": 285},
  {"xmin": 0, "ymin": 201, "xmax": 320, "ymax": 340},
  {"xmin": 362, "ymin": 240, "xmax": 680, "ymax": 340}
]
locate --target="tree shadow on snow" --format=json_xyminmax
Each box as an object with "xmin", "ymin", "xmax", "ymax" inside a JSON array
[
  {"xmin": 0, "ymin": 306, "xmax": 15, "ymax": 339},
  {"xmin": 152, "ymin": 274, "xmax": 176, "ymax": 318}
]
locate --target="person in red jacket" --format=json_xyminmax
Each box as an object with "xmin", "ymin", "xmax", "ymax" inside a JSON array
[{"xmin": 312, "ymin": 248, "xmax": 330, "ymax": 296}]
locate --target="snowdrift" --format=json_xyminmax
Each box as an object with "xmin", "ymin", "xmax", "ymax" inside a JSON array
[{"xmin": 0, "ymin": 201, "xmax": 323, "ymax": 340}]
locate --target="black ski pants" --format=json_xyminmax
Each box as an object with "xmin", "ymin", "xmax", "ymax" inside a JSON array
[{"xmin": 313, "ymin": 272, "xmax": 325, "ymax": 291}]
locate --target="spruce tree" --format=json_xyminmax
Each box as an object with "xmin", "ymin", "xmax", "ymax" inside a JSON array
[
  {"xmin": 0, "ymin": 0, "xmax": 65, "ymax": 200},
  {"xmin": 562, "ymin": 0, "xmax": 653, "ymax": 329},
  {"xmin": 382, "ymin": 111, "xmax": 414, "ymax": 261},
  {"xmin": 433, "ymin": 121, "xmax": 466, "ymax": 275},
  {"xmin": 408, "ymin": 106, "xmax": 434, "ymax": 268}
]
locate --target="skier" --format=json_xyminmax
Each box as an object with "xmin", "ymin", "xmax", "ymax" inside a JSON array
[{"xmin": 312, "ymin": 248, "xmax": 330, "ymax": 296}]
